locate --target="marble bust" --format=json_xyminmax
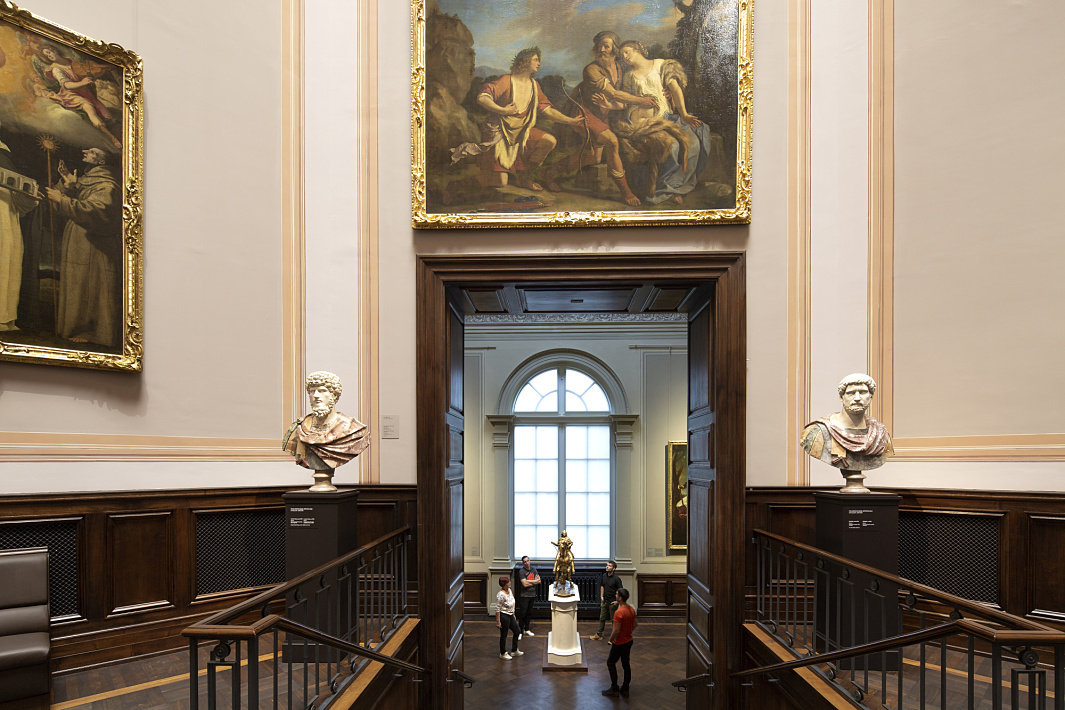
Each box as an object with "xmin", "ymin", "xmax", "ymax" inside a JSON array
[
  {"xmin": 800, "ymin": 373, "xmax": 893, "ymax": 493},
  {"xmin": 283, "ymin": 371, "xmax": 369, "ymax": 492}
]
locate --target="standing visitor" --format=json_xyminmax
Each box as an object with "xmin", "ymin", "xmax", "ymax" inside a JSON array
[
  {"xmin": 495, "ymin": 576, "xmax": 524, "ymax": 660},
  {"xmin": 513, "ymin": 555, "xmax": 541, "ymax": 637},
  {"xmin": 602, "ymin": 587, "xmax": 637, "ymax": 697},
  {"xmin": 590, "ymin": 560, "xmax": 623, "ymax": 641}
]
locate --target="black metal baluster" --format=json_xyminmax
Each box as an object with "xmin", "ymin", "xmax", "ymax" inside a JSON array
[
  {"xmin": 938, "ymin": 634, "xmax": 949, "ymax": 710},
  {"xmin": 248, "ymin": 635, "xmax": 259, "ymax": 709},
  {"xmin": 190, "ymin": 638, "xmax": 200, "ymax": 710},
  {"xmin": 992, "ymin": 643, "xmax": 1002, "ymax": 710},
  {"xmin": 233, "ymin": 641, "xmax": 242, "ymax": 710}
]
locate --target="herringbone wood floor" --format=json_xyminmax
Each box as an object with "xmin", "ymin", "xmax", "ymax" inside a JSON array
[
  {"xmin": 47, "ymin": 617, "xmax": 687, "ymax": 709},
  {"xmin": 463, "ymin": 617, "xmax": 687, "ymax": 709}
]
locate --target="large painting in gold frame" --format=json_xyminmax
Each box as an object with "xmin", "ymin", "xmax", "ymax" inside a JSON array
[
  {"xmin": 667, "ymin": 440, "xmax": 687, "ymax": 552},
  {"xmin": 411, "ymin": 0, "xmax": 752, "ymax": 229},
  {"xmin": 0, "ymin": 2, "xmax": 142, "ymax": 371}
]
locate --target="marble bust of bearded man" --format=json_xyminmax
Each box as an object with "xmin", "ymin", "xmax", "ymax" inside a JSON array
[{"xmin": 283, "ymin": 371, "xmax": 369, "ymax": 491}]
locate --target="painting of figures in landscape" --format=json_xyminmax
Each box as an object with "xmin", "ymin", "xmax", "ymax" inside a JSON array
[
  {"xmin": 413, "ymin": 0, "xmax": 752, "ymax": 228},
  {"xmin": 0, "ymin": 6, "xmax": 142, "ymax": 371}
]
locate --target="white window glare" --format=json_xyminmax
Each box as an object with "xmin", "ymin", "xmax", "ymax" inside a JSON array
[{"xmin": 510, "ymin": 366, "xmax": 615, "ymax": 560}]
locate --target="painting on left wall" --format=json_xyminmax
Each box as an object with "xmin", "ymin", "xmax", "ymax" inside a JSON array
[{"xmin": 0, "ymin": 3, "xmax": 143, "ymax": 371}]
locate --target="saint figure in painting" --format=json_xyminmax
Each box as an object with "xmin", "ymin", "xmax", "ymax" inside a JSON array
[{"xmin": 45, "ymin": 148, "xmax": 121, "ymax": 347}]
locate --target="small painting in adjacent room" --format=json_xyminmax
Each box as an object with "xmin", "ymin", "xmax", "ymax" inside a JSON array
[
  {"xmin": 667, "ymin": 440, "xmax": 688, "ymax": 552},
  {"xmin": 0, "ymin": 5, "xmax": 143, "ymax": 371},
  {"xmin": 411, "ymin": 0, "xmax": 752, "ymax": 228}
]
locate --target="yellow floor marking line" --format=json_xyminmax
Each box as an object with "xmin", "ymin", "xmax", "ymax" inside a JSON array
[{"xmin": 52, "ymin": 651, "xmax": 278, "ymax": 710}]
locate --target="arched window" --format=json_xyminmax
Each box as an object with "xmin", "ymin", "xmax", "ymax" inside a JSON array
[{"xmin": 507, "ymin": 360, "xmax": 619, "ymax": 561}]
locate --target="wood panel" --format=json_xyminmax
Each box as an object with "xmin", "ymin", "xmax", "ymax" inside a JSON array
[
  {"xmin": 637, "ymin": 574, "xmax": 687, "ymax": 617},
  {"xmin": 107, "ymin": 512, "xmax": 173, "ymax": 615},
  {"xmin": 745, "ymin": 486, "xmax": 1065, "ymax": 630},
  {"xmin": 463, "ymin": 573, "xmax": 488, "ymax": 615},
  {"xmin": 1027, "ymin": 515, "xmax": 1065, "ymax": 624},
  {"xmin": 0, "ymin": 484, "xmax": 417, "ymax": 673}
]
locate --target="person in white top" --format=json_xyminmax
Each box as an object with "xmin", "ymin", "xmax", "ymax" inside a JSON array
[{"xmin": 495, "ymin": 576, "xmax": 524, "ymax": 659}]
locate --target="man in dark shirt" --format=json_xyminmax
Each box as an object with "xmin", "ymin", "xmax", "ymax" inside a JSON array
[
  {"xmin": 513, "ymin": 555, "xmax": 541, "ymax": 636},
  {"xmin": 590, "ymin": 560, "xmax": 623, "ymax": 640}
]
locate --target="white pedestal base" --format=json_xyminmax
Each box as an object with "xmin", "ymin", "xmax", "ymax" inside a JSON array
[{"xmin": 546, "ymin": 585, "xmax": 582, "ymax": 666}]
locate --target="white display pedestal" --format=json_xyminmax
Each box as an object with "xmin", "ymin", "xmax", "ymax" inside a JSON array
[{"xmin": 543, "ymin": 585, "xmax": 587, "ymax": 672}]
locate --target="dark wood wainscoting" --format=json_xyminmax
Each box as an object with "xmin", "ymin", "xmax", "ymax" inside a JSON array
[
  {"xmin": 0, "ymin": 484, "xmax": 417, "ymax": 673},
  {"xmin": 745, "ymin": 486, "xmax": 1065, "ymax": 629},
  {"xmin": 636, "ymin": 574, "xmax": 687, "ymax": 617},
  {"xmin": 463, "ymin": 573, "xmax": 488, "ymax": 615}
]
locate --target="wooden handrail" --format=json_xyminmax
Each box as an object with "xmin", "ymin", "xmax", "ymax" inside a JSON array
[
  {"xmin": 184, "ymin": 525, "xmax": 410, "ymax": 632},
  {"xmin": 274, "ymin": 618, "xmax": 428, "ymax": 675},
  {"xmin": 734, "ymin": 623, "xmax": 960, "ymax": 678},
  {"xmin": 736, "ymin": 619, "xmax": 1065, "ymax": 681},
  {"xmin": 753, "ymin": 528, "xmax": 1053, "ymax": 632}
]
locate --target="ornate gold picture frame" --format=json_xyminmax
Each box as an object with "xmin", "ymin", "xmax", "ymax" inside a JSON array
[
  {"xmin": 411, "ymin": 0, "xmax": 752, "ymax": 229},
  {"xmin": 667, "ymin": 440, "xmax": 687, "ymax": 552},
  {"xmin": 0, "ymin": 2, "xmax": 143, "ymax": 371}
]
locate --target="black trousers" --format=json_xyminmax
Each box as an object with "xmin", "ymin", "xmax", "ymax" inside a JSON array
[
  {"xmin": 499, "ymin": 612, "xmax": 520, "ymax": 654},
  {"xmin": 517, "ymin": 595, "xmax": 535, "ymax": 631},
  {"xmin": 607, "ymin": 640, "xmax": 633, "ymax": 690}
]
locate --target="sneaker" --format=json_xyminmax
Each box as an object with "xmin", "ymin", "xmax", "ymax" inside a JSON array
[
  {"xmin": 525, "ymin": 630, "xmax": 535, "ymax": 636},
  {"xmin": 517, "ymin": 633, "xmax": 523, "ymax": 641},
  {"xmin": 619, "ymin": 688, "xmax": 630, "ymax": 697},
  {"xmin": 511, "ymin": 649, "xmax": 524, "ymax": 656},
  {"xmin": 602, "ymin": 687, "xmax": 620, "ymax": 697},
  {"xmin": 589, "ymin": 634, "xmax": 602, "ymax": 641},
  {"xmin": 500, "ymin": 652, "xmax": 512, "ymax": 660}
]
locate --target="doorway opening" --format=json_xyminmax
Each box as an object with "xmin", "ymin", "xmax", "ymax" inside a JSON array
[{"xmin": 416, "ymin": 253, "xmax": 746, "ymax": 710}]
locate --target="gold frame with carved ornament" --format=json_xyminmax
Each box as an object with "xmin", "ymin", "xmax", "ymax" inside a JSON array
[
  {"xmin": 410, "ymin": 0, "xmax": 753, "ymax": 229},
  {"xmin": 0, "ymin": 2, "xmax": 143, "ymax": 371}
]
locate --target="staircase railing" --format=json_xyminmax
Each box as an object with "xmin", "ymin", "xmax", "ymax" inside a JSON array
[
  {"xmin": 183, "ymin": 526, "xmax": 422, "ymax": 709},
  {"xmin": 744, "ymin": 528, "xmax": 1065, "ymax": 710}
]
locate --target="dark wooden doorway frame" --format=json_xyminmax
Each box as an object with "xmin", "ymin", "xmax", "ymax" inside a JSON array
[{"xmin": 416, "ymin": 252, "xmax": 746, "ymax": 709}]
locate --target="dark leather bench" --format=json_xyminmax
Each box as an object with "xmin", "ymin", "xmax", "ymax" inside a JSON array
[{"xmin": 0, "ymin": 548, "xmax": 50, "ymax": 707}]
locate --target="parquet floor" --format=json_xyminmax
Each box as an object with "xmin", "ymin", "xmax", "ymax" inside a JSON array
[
  {"xmin": 462, "ymin": 618, "xmax": 687, "ymax": 710},
  {"xmin": 47, "ymin": 617, "xmax": 688, "ymax": 709}
]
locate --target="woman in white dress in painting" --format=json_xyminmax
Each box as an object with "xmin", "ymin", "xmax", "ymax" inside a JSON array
[{"xmin": 612, "ymin": 40, "xmax": 712, "ymax": 205}]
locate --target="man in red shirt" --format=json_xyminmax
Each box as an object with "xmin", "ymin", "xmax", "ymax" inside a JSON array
[{"xmin": 602, "ymin": 587, "xmax": 637, "ymax": 697}]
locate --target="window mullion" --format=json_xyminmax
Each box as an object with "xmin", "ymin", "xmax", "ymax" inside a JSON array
[{"xmin": 558, "ymin": 424, "xmax": 566, "ymax": 537}]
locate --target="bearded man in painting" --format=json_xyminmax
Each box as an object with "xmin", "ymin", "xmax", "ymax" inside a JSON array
[
  {"xmin": 541, "ymin": 31, "xmax": 658, "ymax": 207},
  {"xmin": 45, "ymin": 147, "xmax": 121, "ymax": 348},
  {"xmin": 443, "ymin": 48, "xmax": 585, "ymax": 206}
]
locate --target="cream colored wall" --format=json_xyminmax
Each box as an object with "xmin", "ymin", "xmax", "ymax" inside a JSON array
[
  {"xmin": 462, "ymin": 323, "xmax": 688, "ymax": 580},
  {"xmin": 0, "ymin": 0, "xmax": 306, "ymax": 493},
  {"xmin": 806, "ymin": 0, "xmax": 1065, "ymax": 490},
  {"xmin": 5, "ymin": 0, "xmax": 1061, "ymax": 498},
  {"xmin": 377, "ymin": 1, "xmax": 792, "ymax": 488}
]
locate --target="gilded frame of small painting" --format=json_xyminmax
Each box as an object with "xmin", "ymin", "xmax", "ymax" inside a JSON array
[
  {"xmin": 411, "ymin": 0, "xmax": 752, "ymax": 229},
  {"xmin": 0, "ymin": 2, "xmax": 143, "ymax": 371},
  {"xmin": 667, "ymin": 441, "xmax": 687, "ymax": 553}
]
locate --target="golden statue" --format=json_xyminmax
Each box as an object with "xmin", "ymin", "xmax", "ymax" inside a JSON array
[{"xmin": 550, "ymin": 530, "xmax": 575, "ymax": 596}]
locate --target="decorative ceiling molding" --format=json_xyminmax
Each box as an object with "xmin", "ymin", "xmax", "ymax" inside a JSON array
[{"xmin": 466, "ymin": 313, "xmax": 687, "ymax": 324}]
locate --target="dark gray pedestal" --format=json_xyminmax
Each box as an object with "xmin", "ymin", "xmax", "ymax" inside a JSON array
[
  {"xmin": 814, "ymin": 491, "xmax": 900, "ymax": 670},
  {"xmin": 283, "ymin": 489, "xmax": 359, "ymax": 662}
]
